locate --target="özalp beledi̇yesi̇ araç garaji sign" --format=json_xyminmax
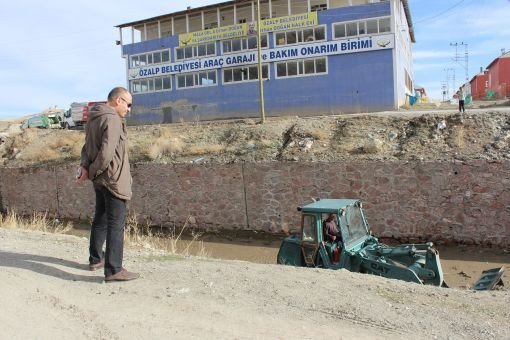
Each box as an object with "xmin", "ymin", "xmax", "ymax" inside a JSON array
[{"xmin": 129, "ymin": 33, "xmax": 394, "ymax": 80}]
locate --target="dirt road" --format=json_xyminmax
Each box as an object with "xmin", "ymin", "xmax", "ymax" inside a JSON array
[{"xmin": 1, "ymin": 228, "xmax": 508, "ymax": 339}]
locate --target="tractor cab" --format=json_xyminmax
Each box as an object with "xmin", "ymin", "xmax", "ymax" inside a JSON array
[{"xmin": 278, "ymin": 199, "xmax": 370, "ymax": 269}]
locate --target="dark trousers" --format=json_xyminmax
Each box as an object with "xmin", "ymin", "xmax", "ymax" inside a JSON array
[
  {"xmin": 89, "ymin": 184, "xmax": 127, "ymax": 277},
  {"xmin": 459, "ymin": 100, "xmax": 465, "ymax": 113}
]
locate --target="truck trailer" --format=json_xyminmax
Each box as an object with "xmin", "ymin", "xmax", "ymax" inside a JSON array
[{"xmin": 62, "ymin": 101, "xmax": 106, "ymax": 129}]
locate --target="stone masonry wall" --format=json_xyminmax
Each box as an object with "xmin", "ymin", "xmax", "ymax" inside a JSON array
[{"xmin": 0, "ymin": 160, "xmax": 508, "ymax": 246}]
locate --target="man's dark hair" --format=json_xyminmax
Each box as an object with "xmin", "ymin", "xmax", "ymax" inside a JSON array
[{"xmin": 107, "ymin": 87, "xmax": 129, "ymax": 101}]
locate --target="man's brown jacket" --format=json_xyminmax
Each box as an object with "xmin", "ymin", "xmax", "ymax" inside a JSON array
[{"xmin": 80, "ymin": 104, "xmax": 132, "ymax": 200}]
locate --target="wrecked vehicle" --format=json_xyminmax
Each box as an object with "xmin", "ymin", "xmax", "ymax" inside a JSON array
[
  {"xmin": 277, "ymin": 199, "xmax": 505, "ymax": 289},
  {"xmin": 20, "ymin": 115, "xmax": 50, "ymax": 129},
  {"xmin": 277, "ymin": 199, "xmax": 447, "ymax": 286}
]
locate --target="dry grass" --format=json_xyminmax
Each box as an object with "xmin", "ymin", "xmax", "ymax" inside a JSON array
[
  {"xmin": 0, "ymin": 210, "xmax": 72, "ymax": 234},
  {"xmin": 7, "ymin": 130, "xmax": 84, "ymax": 163},
  {"xmin": 310, "ymin": 128, "xmax": 329, "ymax": 141},
  {"xmin": 0, "ymin": 210, "xmax": 207, "ymax": 258},
  {"xmin": 185, "ymin": 144, "xmax": 225, "ymax": 156},
  {"xmin": 146, "ymin": 137, "xmax": 184, "ymax": 160},
  {"xmin": 124, "ymin": 214, "xmax": 208, "ymax": 257}
]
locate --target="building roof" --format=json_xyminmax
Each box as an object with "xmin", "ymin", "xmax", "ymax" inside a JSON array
[
  {"xmin": 401, "ymin": 0, "xmax": 415, "ymax": 43},
  {"xmin": 116, "ymin": 0, "xmax": 415, "ymax": 42},
  {"xmin": 116, "ymin": 0, "xmax": 237, "ymax": 28},
  {"xmin": 299, "ymin": 199, "xmax": 359, "ymax": 213},
  {"xmin": 487, "ymin": 51, "xmax": 510, "ymax": 70},
  {"xmin": 469, "ymin": 71, "xmax": 487, "ymax": 84}
]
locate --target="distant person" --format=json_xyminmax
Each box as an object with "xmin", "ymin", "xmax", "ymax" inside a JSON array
[
  {"xmin": 458, "ymin": 89, "xmax": 466, "ymax": 113},
  {"xmin": 76, "ymin": 87, "xmax": 139, "ymax": 282},
  {"xmin": 324, "ymin": 213, "xmax": 342, "ymax": 243}
]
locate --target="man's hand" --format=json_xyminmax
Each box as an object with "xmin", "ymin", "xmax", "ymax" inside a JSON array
[{"xmin": 75, "ymin": 166, "xmax": 89, "ymax": 183}]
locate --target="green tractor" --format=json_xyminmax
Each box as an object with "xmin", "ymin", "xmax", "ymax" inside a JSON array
[{"xmin": 277, "ymin": 199, "xmax": 447, "ymax": 286}]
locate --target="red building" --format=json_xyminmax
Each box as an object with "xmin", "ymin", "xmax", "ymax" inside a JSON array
[
  {"xmin": 487, "ymin": 51, "xmax": 510, "ymax": 99},
  {"xmin": 469, "ymin": 70, "xmax": 488, "ymax": 100}
]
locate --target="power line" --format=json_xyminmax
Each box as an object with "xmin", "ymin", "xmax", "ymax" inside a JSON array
[
  {"xmin": 450, "ymin": 42, "xmax": 469, "ymax": 85},
  {"xmin": 414, "ymin": 0, "xmax": 466, "ymax": 25}
]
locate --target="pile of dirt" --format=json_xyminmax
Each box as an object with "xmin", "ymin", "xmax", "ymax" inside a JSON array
[
  {"xmin": 1, "ymin": 228, "xmax": 508, "ymax": 339},
  {"xmin": 1, "ymin": 107, "xmax": 510, "ymax": 167}
]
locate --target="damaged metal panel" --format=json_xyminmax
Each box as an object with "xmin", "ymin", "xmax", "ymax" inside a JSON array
[{"xmin": 473, "ymin": 266, "xmax": 505, "ymax": 290}]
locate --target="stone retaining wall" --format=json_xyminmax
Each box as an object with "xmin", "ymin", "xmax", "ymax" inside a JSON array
[{"xmin": 0, "ymin": 160, "xmax": 508, "ymax": 246}]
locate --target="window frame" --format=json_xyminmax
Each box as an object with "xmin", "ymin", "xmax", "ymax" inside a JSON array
[
  {"xmin": 274, "ymin": 25, "xmax": 327, "ymax": 47},
  {"xmin": 274, "ymin": 57, "xmax": 328, "ymax": 79},
  {"xmin": 332, "ymin": 16, "xmax": 392, "ymax": 40},
  {"xmin": 175, "ymin": 42, "xmax": 216, "ymax": 61},
  {"xmin": 131, "ymin": 75, "xmax": 172, "ymax": 94},
  {"xmin": 222, "ymin": 64, "xmax": 270, "ymax": 85},
  {"xmin": 130, "ymin": 49, "xmax": 171, "ymax": 68},
  {"xmin": 176, "ymin": 70, "xmax": 218, "ymax": 90},
  {"xmin": 301, "ymin": 214, "xmax": 317, "ymax": 243},
  {"xmin": 311, "ymin": 3, "xmax": 328, "ymax": 12},
  {"xmin": 221, "ymin": 34, "xmax": 269, "ymax": 55}
]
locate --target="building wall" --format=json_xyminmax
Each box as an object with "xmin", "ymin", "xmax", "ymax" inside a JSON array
[
  {"xmin": 393, "ymin": 0, "xmax": 414, "ymax": 107},
  {"xmin": 121, "ymin": 2, "xmax": 405, "ymax": 124},
  {"xmin": 469, "ymin": 73, "xmax": 488, "ymax": 100},
  {"xmin": 497, "ymin": 58, "xmax": 510, "ymax": 98},
  {"xmin": 488, "ymin": 60, "xmax": 500, "ymax": 98},
  {"xmin": 1, "ymin": 161, "xmax": 509, "ymax": 246},
  {"xmin": 488, "ymin": 57, "xmax": 510, "ymax": 99}
]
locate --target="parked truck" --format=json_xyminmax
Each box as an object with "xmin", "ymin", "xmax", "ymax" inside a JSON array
[
  {"xmin": 62, "ymin": 101, "xmax": 106, "ymax": 129},
  {"xmin": 45, "ymin": 110, "xmax": 66, "ymax": 129}
]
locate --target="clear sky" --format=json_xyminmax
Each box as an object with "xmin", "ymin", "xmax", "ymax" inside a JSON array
[
  {"xmin": 0, "ymin": 0, "xmax": 508, "ymax": 119},
  {"xmin": 410, "ymin": 0, "xmax": 510, "ymax": 101}
]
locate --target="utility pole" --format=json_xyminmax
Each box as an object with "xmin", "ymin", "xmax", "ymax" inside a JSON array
[
  {"xmin": 441, "ymin": 82, "xmax": 446, "ymax": 102},
  {"xmin": 256, "ymin": 0, "xmax": 266, "ymax": 124},
  {"xmin": 443, "ymin": 68, "xmax": 455, "ymax": 99},
  {"xmin": 450, "ymin": 42, "xmax": 469, "ymax": 86}
]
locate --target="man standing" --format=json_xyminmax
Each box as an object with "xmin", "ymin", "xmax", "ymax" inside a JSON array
[
  {"xmin": 77, "ymin": 87, "xmax": 139, "ymax": 282},
  {"xmin": 458, "ymin": 89, "xmax": 466, "ymax": 114}
]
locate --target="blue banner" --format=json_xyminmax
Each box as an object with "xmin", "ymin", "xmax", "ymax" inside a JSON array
[{"xmin": 129, "ymin": 33, "xmax": 395, "ymax": 80}]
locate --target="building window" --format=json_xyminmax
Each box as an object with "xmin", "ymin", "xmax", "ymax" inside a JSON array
[
  {"xmin": 333, "ymin": 17, "xmax": 391, "ymax": 39},
  {"xmin": 175, "ymin": 43, "xmax": 216, "ymax": 61},
  {"xmin": 379, "ymin": 17, "xmax": 391, "ymax": 32},
  {"xmin": 311, "ymin": 3, "xmax": 328, "ymax": 12},
  {"xmin": 366, "ymin": 20, "xmax": 378, "ymax": 34},
  {"xmin": 204, "ymin": 22, "xmax": 218, "ymax": 30},
  {"xmin": 404, "ymin": 69, "xmax": 412, "ymax": 92},
  {"xmin": 131, "ymin": 76, "xmax": 172, "ymax": 94},
  {"xmin": 223, "ymin": 64, "xmax": 269, "ymax": 84},
  {"xmin": 275, "ymin": 26, "xmax": 326, "ymax": 46},
  {"xmin": 275, "ymin": 57, "xmax": 327, "ymax": 78},
  {"xmin": 222, "ymin": 35, "xmax": 268, "ymax": 54},
  {"xmin": 176, "ymin": 70, "xmax": 217, "ymax": 89},
  {"xmin": 130, "ymin": 50, "xmax": 170, "ymax": 68}
]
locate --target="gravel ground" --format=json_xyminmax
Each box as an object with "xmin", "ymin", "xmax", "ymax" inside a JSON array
[{"xmin": 1, "ymin": 228, "xmax": 508, "ymax": 340}]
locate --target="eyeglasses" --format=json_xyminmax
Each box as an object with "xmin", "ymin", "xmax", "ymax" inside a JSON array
[{"xmin": 119, "ymin": 97, "xmax": 132, "ymax": 108}]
